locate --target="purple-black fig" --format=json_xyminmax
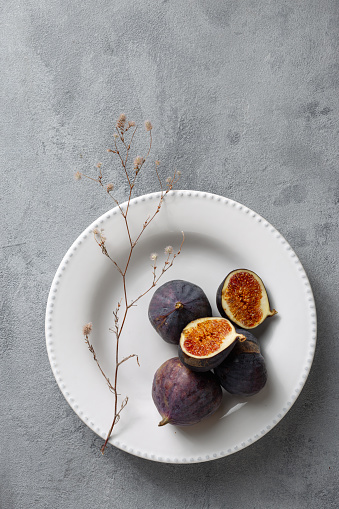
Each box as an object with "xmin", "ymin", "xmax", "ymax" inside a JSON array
[
  {"xmin": 148, "ymin": 280, "xmax": 212, "ymax": 344},
  {"xmin": 152, "ymin": 357, "xmax": 222, "ymax": 426},
  {"xmin": 178, "ymin": 317, "xmax": 246, "ymax": 372},
  {"xmin": 234, "ymin": 327, "xmax": 259, "ymax": 345},
  {"xmin": 214, "ymin": 331, "xmax": 267, "ymax": 396},
  {"xmin": 216, "ymin": 269, "xmax": 277, "ymax": 329}
]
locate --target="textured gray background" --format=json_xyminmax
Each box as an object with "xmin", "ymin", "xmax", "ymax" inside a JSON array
[{"xmin": 1, "ymin": 0, "xmax": 339, "ymax": 508}]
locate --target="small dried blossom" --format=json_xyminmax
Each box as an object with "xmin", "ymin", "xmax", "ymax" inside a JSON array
[
  {"xmin": 145, "ymin": 120, "xmax": 153, "ymax": 132},
  {"xmin": 75, "ymin": 171, "xmax": 82, "ymax": 181},
  {"xmin": 128, "ymin": 121, "xmax": 136, "ymax": 128},
  {"xmin": 98, "ymin": 228, "xmax": 106, "ymax": 242},
  {"xmin": 106, "ymin": 183, "xmax": 114, "ymax": 192},
  {"xmin": 116, "ymin": 113, "xmax": 126, "ymax": 130},
  {"xmin": 166, "ymin": 177, "xmax": 172, "ymax": 183},
  {"xmin": 113, "ymin": 133, "xmax": 118, "ymax": 140},
  {"xmin": 164, "ymin": 245, "xmax": 173, "ymax": 254},
  {"xmin": 150, "ymin": 253, "xmax": 158, "ymax": 261},
  {"xmin": 83, "ymin": 322, "xmax": 93, "ymax": 336},
  {"xmin": 134, "ymin": 155, "xmax": 144, "ymax": 168},
  {"xmin": 97, "ymin": 163, "xmax": 102, "ymax": 169},
  {"xmin": 155, "ymin": 160, "xmax": 160, "ymax": 166}
]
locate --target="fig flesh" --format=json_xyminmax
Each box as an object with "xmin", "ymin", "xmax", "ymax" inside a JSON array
[
  {"xmin": 152, "ymin": 357, "xmax": 222, "ymax": 426},
  {"xmin": 148, "ymin": 280, "xmax": 212, "ymax": 344},
  {"xmin": 214, "ymin": 329, "xmax": 267, "ymax": 397},
  {"xmin": 216, "ymin": 269, "xmax": 277, "ymax": 329},
  {"xmin": 178, "ymin": 317, "xmax": 246, "ymax": 372}
]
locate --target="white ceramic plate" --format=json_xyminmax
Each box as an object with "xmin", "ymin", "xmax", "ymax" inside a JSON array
[{"xmin": 45, "ymin": 190, "xmax": 316, "ymax": 463}]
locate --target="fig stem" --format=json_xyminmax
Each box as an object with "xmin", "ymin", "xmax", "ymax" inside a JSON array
[
  {"xmin": 237, "ymin": 334, "xmax": 247, "ymax": 342},
  {"xmin": 269, "ymin": 309, "xmax": 278, "ymax": 316},
  {"xmin": 158, "ymin": 416, "xmax": 170, "ymax": 426}
]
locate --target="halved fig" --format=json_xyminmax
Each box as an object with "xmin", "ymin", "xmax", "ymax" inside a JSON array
[
  {"xmin": 216, "ymin": 269, "xmax": 277, "ymax": 329},
  {"xmin": 214, "ymin": 329, "xmax": 267, "ymax": 396},
  {"xmin": 178, "ymin": 317, "xmax": 246, "ymax": 372}
]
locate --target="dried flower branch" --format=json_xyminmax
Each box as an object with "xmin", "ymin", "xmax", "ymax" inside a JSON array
[{"xmin": 77, "ymin": 115, "xmax": 183, "ymax": 454}]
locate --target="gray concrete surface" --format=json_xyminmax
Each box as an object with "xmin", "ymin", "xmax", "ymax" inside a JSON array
[{"xmin": 1, "ymin": 0, "xmax": 339, "ymax": 507}]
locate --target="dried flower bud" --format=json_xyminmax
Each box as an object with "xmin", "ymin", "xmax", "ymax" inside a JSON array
[
  {"xmin": 113, "ymin": 133, "xmax": 118, "ymax": 140},
  {"xmin": 117, "ymin": 113, "xmax": 126, "ymax": 130},
  {"xmin": 128, "ymin": 121, "xmax": 136, "ymax": 127},
  {"xmin": 164, "ymin": 246, "xmax": 173, "ymax": 254},
  {"xmin": 150, "ymin": 253, "xmax": 158, "ymax": 261},
  {"xmin": 83, "ymin": 322, "xmax": 93, "ymax": 336},
  {"xmin": 134, "ymin": 155, "xmax": 144, "ymax": 168},
  {"xmin": 98, "ymin": 228, "xmax": 107, "ymax": 242},
  {"xmin": 176, "ymin": 170, "xmax": 181, "ymax": 177},
  {"xmin": 155, "ymin": 160, "xmax": 160, "ymax": 166},
  {"xmin": 74, "ymin": 171, "xmax": 82, "ymax": 181},
  {"xmin": 106, "ymin": 183, "xmax": 114, "ymax": 192},
  {"xmin": 97, "ymin": 163, "xmax": 102, "ymax": 169},
  {"xmin": 166, "ymin": 177, "xmax": 172, "ymax": 183},
  {"xmin": 145, "ymin": 120, "xmax": 153, "ymax": 131},
  {"xmin": 93, "ymin": 228, "xmax": 99, "ymax": 235}
]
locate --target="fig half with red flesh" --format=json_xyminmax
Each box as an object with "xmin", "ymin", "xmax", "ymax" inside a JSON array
[
  {"xmin": 216, "ymin": 269, "xmax": 277, "ymax": 329},
  {"xmin": 178, "ymin": 317, "xmax": 246, "ymax": 372}
]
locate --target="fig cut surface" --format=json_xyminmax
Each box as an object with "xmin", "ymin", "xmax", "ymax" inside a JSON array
[
  {"xmin": 217, "ymin": 269, "xmax": 277, "ymax": 329},
  {"xmin": 178, "ymin": 317, "xmax": 246, "ymax": 372}
]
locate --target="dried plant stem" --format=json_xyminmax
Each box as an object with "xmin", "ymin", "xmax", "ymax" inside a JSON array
[
  {"xmin": 78, "ymin": 116, "xmax": 183, "ymax": 454},
  {"xmin": 99, "ymin": 212, "xmax": 183, "ymax": 455},
  {"xmin": 130, "ymin": 233, "xmax": 185, "ymax": 307},
  {"xmin": 84, "ymin": 332, "xmax": 116, "ymax": 395}
]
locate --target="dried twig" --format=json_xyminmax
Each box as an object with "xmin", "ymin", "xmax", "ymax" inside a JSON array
[{"xmin": 77, "ymin": 115, "xmax": 183, "ymax": 453}]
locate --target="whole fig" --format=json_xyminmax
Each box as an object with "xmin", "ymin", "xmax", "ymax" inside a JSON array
[
  {"xmin": 148, "ymin": 280, "xmax": 212, "ymax": 344},
  {"xmin": 152, "ymin": 357, "xmax": 222, "ymax": 426},
  {"xmin": 214, "ymin": 330, "xmax": 267, "ymax": 396}
]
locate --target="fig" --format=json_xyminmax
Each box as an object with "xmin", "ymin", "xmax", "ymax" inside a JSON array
[
  {"xmin": 234, "ymin": 327, "xmax": 259, "ymax": 344},
  {"xmin": 216, "ymin": 269, "xmax": 277, "ymax": 329},
  {"xmin": 178, "ymin": 317, "xmax": 246, "ymax": 372},
  {"xmin": 214, "ymin": 329, "xmax": 267, "ymax": 396},
  {"xmin": 152, "ymin": 357, "xmax": 222, "ymax": 426},
  {"xmin": 148, "ymin": 280, "xmax": 212, "ymax": 344}
]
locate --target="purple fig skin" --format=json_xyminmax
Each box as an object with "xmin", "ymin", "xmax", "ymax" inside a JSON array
[
  {"xmin": 214, "ymin": 345, "xmax": 267, "ymax": 397},
  {"xmin": 148, "ymin": 280, "xmax": 212, "ymax": 344},
  {"xmin": 178, "ymin": 341, "xmax": 237, "ymax": 372},
  {"xmin": 152, "ymin": 357, "xmax": 222, "ymax": 426},
  {"xmin": 234, "ymin": 327, "xmax": 259, "ymax": 346},
  {"xmin": 216, "ymin": 278, "xmax": 227, "ymax": 318}
]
